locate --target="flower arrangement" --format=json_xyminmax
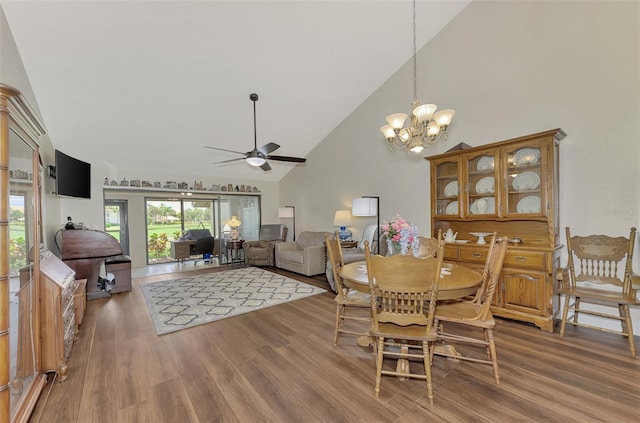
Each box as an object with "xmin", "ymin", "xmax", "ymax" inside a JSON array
[{"xmin": 382, "ymin": 214, "xmax": 420, "ymax": 256}]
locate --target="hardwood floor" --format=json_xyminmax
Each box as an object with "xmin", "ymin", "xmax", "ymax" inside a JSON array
[{"xmin": 30, "ymin": 266, "xmax": 639, "ymax": 422}]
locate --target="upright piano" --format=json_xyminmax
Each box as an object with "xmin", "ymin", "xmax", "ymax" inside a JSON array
[{"xmin": 59, "ymin": 228, "xmax": 132, "ymax": 299}]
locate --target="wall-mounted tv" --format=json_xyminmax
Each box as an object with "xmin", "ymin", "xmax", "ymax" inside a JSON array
[{"xmin": 54, "ymin": 149, "xmax": 91, "ymax": 199}]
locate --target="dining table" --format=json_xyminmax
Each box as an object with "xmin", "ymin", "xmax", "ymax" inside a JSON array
[
  {"xmin": 338, "ymin": 260, "xmax": 483, "ymax": 372},
  {"xmin": 339, "ymin": 260, "xmax": 482, "ymax": 299}
]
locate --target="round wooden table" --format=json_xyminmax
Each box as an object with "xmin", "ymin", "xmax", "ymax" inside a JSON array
[
  {"xmin": 339, "ymin": 261, "xmax": 482, "ymax": 300},
  {"xmin": 339, "ymin": 260, "xmax": 483, "ymax": 364}
]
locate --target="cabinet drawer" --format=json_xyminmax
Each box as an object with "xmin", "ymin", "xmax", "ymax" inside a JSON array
[
  {"xmin": 459, "ymin": 247, "xmax": 488, "ymax": 263},
  {"xmin": 443, "ymin": 245, "xmax": 458, "ymax": 261},
  {"xmin": 504, "ymin": 250, "xmax": 546, "ymax": 270}
]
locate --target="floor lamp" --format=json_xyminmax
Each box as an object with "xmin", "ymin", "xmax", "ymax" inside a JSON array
[
  {"xmin": 278, "ymin": 206, "xmax": 296, "ymax": 241},
  {"xmin": 352, "ymin": 196, "xmax": 380, "ymax": 254}
]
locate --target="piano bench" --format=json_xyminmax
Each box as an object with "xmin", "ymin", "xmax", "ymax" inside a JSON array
[{"xmin": 105, "ymin": 255, "xmax": 132, "ymax": 294}]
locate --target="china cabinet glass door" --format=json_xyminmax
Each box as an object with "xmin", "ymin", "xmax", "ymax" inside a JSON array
[
  {"xmin": 504, "ymin": 142, "xmax": 544, "ymax": 216},
  {"xmin": 464, "ymin": 151, "xmax": 498, "ymax": 217},
  {"xmin": 434, "ymin": 159, "xmax": 460, "ymax": 217},
  {"xmin": 8, "ymin": 128, "xmax": 41, "ymax": 419}
]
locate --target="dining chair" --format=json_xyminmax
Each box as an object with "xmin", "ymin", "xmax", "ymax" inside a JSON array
[
  {"xmin": 557, "ymin": 227, "xmax": 638, "ymax": 357},
  {"xmin": 433, "ymin": 234, "xmax": 509, "ymax": 384},
  {"xmin": 325, "ymin": 234, "xmax": 370, "ymax": 346},
  {"xmin": 365, "ymin": 240, "xmax": 445, "ymax": 405}
]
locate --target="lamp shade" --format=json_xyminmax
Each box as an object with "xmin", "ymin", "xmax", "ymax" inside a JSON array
[
  {"xmin": 352, "ymin": 198, "xmax": 377, "ymax": 216},
  {"xmin": 412, "ymin": 103, "xmax": 437, "ymax": 123},
  {"xmin": 278, "ymin": 207, "xmax": 294, "ymax": 218},
  {"xmin": 385, "ymin": 113, "xmax": 408, "ymax": 130},
  {"xmin": 227, "ymin": 216, "xmax": 241, "ymax": 227},
  {"xmin": 333, "ymin": 210, "xmax": 353, "ymax": 227}
]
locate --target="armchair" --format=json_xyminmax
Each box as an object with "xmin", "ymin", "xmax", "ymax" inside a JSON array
[
  {"xmin": 243, "ymin": 224, "xmax": 288, "ymax": 266},
  {"xmin": 275, "ymin": 231, "xmax": 333, "ymax": 276}
]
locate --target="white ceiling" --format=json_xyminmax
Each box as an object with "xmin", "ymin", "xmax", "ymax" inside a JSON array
[{"xmin": 2, "ymin": 0, "xmax": 469, "ymax": 182}]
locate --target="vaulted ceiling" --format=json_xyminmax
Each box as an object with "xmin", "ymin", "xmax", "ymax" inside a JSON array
[{"xmin": 2, "ymin": 0, "xmax": 469, "ymax": 181}]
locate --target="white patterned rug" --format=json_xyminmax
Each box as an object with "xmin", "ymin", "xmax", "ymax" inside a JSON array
[{"xmin": 141, "ymin": 267, "xmax": 326, "ymax": 335}]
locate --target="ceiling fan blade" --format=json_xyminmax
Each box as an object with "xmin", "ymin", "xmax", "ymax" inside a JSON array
[
  {"xmin": 204, "ymin": 146, "xmax": 246, "ymax": 156},
  {"xmin": 260, "ymin": 161, "xmax": 272, "ymax": 171},
  {"xmin": 267, "ymin": 155, "xmax": 307, "ymax": 163},
  {"xmin": 213, "ymin": 157, "xmax": 245, "ymax": 165},
  {"xmin": 257, "ymin": 142, "xmax": 280, "ymax": 155}
]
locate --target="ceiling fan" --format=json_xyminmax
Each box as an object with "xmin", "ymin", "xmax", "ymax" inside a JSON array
[{"xmin": 205, "ymin": 93, "xmax": 307, "ymax": 171}]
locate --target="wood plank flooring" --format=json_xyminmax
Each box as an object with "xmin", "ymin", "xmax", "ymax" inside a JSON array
[{"xmin": 30, "ymin": 266, "xmax": 640, "ymax": 422}]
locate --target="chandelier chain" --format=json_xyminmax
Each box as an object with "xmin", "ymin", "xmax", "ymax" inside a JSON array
[{"xmin": 412, "ymin": 0, "xmax": 417, "ymax": 102}]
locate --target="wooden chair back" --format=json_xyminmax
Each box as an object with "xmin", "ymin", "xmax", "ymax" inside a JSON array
[
  {"xmin": 365, "ymin": 241, "xmax": 444, "ymax": 330},
  {"xmin": 472, "ymin": 232, "xmax": 497, "ymax": 305},
  {"xmin": 565, "ymin": 227, "xmax": 636, "ymax": 294},
  {"xmin": 474, "ymin": 236, "xmax": 509, "ymax": 320},
  {"xmin": 325, "ymin": 234, "xmax": 348, "ymax": 300},
  {"xmin": 416, "ymin": 236, "xmax": 439, "ymax": 258}
]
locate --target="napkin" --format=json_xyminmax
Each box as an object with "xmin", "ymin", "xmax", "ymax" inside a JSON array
[{"xmin": 440, "ymin": 268, "xmax": 451, "ymax": 276}]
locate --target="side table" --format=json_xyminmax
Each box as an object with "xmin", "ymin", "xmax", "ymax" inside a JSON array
[{"xmin": 226, "ymin": 239, "xmax": 245, "ymax": 265}]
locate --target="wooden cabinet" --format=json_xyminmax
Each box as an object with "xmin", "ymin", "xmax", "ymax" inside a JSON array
[
  {"xmin": 39, "ymin": 249, "xmax": 79, "ymax": 381},
  {"xmin": 2, "ymin": 83, "xmax": 48, "ymax": 422},
  {"xmin": 427, "ymin": 129, "xmax": 566, "ymax": 332}
]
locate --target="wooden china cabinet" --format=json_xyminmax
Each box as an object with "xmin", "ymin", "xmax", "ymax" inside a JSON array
[
  {"xmin": 427, "ymin": 128, "xmax": 566, "ymax": 332},
  {"xmin": 1, "ymin": 84, "xmax": 48, "ymax": 422}
]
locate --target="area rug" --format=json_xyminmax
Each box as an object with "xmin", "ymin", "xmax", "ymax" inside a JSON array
[{"xmin": 141, "ymin": 267, "xmax": 326, "ymax": 335}]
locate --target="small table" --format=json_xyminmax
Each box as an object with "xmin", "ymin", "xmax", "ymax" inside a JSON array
[
  {"xmin": 171, "ymin": 240, "xmax": 196, "ymax": 261},
  {"xmin": 339, "ymin": 260, "xmax": 483, "ymax": 367},
  {"xmin": 226, "ymin": 239, "xmax": 245, "ymax": 265}
]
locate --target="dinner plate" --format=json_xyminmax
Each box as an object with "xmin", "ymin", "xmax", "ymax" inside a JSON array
[
  {"xmin": 444, "ymin": 180, "xmax": 458, "ymax": 197},
  {"xmin": 445, "ymin": 201, "xmax": 459, "ymax": 215},
  {"xmin": 476, "ymin": 176, "xmax": 495, "ymax": 194},
  {"xmin": 512, "ymin": 171, "xmax": 540, "ymax": 190},
  {"xmin": 476, "ymin": 156, "xmax": 494, "ymax": 170},
  {"xmin": 470, "ymin": 197, "xmax": 495, "ymax": 214},
  {"xmin": 513, "ymin": 148, "xmax": 540, "ymax": 165},
  {"xmin": 517, "ymin": 196, "xmax": 541, "ymax": 213}
]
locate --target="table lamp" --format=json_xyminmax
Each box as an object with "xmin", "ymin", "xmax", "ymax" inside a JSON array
[
  {"xmin": 333, "ymin": 210, "xmax": 353, "ymax": 242},
  {"xmin": 227, "ymin": 215, "xmax": 242, "ymax": 240}
]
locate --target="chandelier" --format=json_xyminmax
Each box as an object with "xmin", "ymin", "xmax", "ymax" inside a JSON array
[{"xmin": 380, "ymin": 0, "xmax": 455, "ymax": 153}]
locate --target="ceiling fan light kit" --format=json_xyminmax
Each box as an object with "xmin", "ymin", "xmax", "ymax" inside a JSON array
[{"xmin": 205, "ymin": 93, "xmax": 306, "ymax": 171}]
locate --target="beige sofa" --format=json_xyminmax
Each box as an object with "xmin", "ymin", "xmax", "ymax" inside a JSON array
[{"xmin": 275, "ymin": 231, "xmax": 333, "ymax": 276}]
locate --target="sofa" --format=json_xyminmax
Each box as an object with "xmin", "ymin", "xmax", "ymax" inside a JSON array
[{"xmin": 275, "ymin": 231, "xmax": 333, "ymax": 276}]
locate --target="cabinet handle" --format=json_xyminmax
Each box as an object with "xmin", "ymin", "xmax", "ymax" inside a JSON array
[
  {"xmin": 472, "ymin": 252, "xmax": 483, "ymax": 258},
  {"xmin": 515, "ymin": 256, "xmax": 527, "ymax": 262}
]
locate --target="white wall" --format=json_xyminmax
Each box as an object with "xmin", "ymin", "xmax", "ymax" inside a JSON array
[
  {"xmin": 1, "ymin": 5, "xmax": 61, "ymax": 248},
  {"xmin": 280, "ymin": 1, "xmax": 640, "ymax": 333}
]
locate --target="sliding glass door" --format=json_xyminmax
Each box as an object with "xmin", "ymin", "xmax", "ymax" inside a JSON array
[
  {"xmin": 145, "ymin": 199, "xmax": 182, "ymax": 264},
  {"xmin": 144, "ymin": 194, "xmax": 261, "ymax": 264}
]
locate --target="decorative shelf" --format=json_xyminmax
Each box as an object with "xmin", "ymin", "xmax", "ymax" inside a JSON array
[{"xmin": 103, "ymin": 185, "xmax": 261, "ymax": 195}]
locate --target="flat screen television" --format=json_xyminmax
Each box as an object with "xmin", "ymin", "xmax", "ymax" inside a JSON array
[{"xmin": 54, "ymin": 149, "xmax": 91, "ymax": 199}]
